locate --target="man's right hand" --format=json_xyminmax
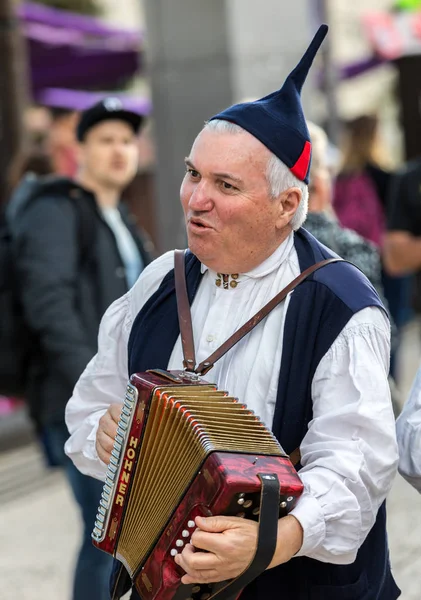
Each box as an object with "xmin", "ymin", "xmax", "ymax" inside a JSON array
[{"xmin": 96, "ymin": 404, "xmax": 122, "ymax": 465}]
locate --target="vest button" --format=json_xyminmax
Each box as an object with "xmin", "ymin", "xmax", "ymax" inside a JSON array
[{"xmin": 115, "ymin": 267, "xmax": 125, "ymax": 278}]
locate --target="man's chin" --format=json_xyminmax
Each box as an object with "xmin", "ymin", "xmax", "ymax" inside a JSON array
[
  {"xmin": 187, "ymin": 239, "xmax": 212, "ymax": 263},
  {"xmin": 103, "ymin": 176, "xmax": 132, "ymax": 191}
]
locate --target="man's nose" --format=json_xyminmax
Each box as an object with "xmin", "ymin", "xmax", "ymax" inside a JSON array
[
  {"xmin": 114, "ymin": 143, "xmax": 127, "ymax": 155},
  {"xmin": 188, "ymin": 180, "xmax": 213, "ymax": 211}
]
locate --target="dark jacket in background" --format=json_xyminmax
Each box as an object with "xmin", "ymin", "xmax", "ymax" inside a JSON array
[
  {"xmin": 385, "ymin": 160, "xmax": 420, "ymax": 324},
  {"xmin": 387, "ymin": 158, "xmax": 421, "ymax": 237},
  {"xmin": 366, "ymin": 163, "xmax": 391, "ymax": 211},
  {"xmin": 9, "ymin": 177, "xmax": 153, "ymax": 429}
]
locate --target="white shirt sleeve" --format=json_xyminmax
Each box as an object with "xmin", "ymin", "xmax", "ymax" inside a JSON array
[
  {"xmin": 396, "ymin": 364, "xmax": 421, "ymax": 492},
  {"xmin": 64, "ymin": 292, "xmax": 132, "ymax": 480},
  {"xmin": 290, "ymin": 306, "xmax": 398, "ymax": 564},
  {"xmin": 64, "ymin": 251, "xmax": 175, "ymax": 480}
]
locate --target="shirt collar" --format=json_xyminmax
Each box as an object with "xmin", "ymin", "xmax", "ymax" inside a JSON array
[{"xmin": 200, "ymin": 232, "xmax": 295, "ymax": 280}]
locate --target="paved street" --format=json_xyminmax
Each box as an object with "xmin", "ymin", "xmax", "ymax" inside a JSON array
[{"xmin": 1, "ymin": 321, "xmax": 421, "ymax": 600}]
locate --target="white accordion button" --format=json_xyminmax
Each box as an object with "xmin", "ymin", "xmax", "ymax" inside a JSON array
[
  {"xmin": 182, "ymin": 530, "xmax": 190, "ymax": 538},
  {"xmin": 170, "ymin": 549, "xmax": 178, "ymax": 557},
  {"xmin": 176, "ymin": 539, "xmax": 184, "ymax": 548},
  {"xmin": 187, "ymin": 520, "xmax": 195, "ymax": 528}
]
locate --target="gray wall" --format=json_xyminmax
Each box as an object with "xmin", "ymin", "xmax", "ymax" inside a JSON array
[
  {"xmin": 142, "ymin": 0, "xmax": 313, "ymax": 251},
  {"xmin": 225, "ymin": 1, "xmax": 313, "ymax": 108}
]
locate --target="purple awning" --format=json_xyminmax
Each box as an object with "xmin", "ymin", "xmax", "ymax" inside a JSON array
[
  {"xmin": 19, "ymin": 1, "xmax": 140, "ymax": 38},
  {"xmin": 338, "ymin": 56, "xmax": 386, "ymax": 80},
  {"xmin": 37, "ymin": 87, "xmax": 152, "ymax": 115},
  {"xmin": 18, "ymin": 2, "xmax": 144, "ymax": 96}
]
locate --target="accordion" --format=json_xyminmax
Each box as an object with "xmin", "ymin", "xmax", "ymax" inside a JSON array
[{"xmin": 92, "ymin": 369, "xmax": 303, "ymax": 600}]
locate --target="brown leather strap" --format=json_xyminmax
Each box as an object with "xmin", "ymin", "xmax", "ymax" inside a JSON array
[
  {"xmin": 174, "ymin": 249, "xmax": 196, "ymax": 370},
  {"xmin": 174, "ymin": 251, "xmax": 344, "ymax": 375},
  {"xmin": 289, "ymin": 447, "xmax": 302, "ymax": 467}
]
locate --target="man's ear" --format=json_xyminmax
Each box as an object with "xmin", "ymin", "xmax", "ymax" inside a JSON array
[{"xmin": 275, "ymin": 187, "xmax": 302, "ymax": 230}]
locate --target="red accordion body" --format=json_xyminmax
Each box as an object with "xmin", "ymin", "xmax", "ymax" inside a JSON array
[{"xmin": 92, "ymin": 370, "xmax": 303, "ymax": 600}]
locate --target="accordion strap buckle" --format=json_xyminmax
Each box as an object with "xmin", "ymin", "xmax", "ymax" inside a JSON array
[
  {"xmin": 182, "ymin": 358, "xmax": 196, "ymax": 371},
  {"xmin": 196, "ymin": 362, "xmax": 213, "ymax": 376},
  {"xmin": 181, "ymin": 370, "xmax": 202, "ymax": 382}
]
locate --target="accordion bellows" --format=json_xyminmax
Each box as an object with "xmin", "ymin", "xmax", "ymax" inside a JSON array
[{"xmin": 92, "ymin": 370, "xmax": 303, "ymax": 600}]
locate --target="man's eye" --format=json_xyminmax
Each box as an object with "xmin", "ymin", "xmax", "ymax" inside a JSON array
[
  {"xmin": 221, "ymin": 181, "xmax": 235, "ymax": 191},
  {"xmin": 187, "ymin": 168, "xmax": 199, "ymax": 178}
]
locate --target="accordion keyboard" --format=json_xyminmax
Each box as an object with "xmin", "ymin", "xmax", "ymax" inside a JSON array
[{"xmin": 92, "ymin": 382, "xmax": 138, "ymax": 543}]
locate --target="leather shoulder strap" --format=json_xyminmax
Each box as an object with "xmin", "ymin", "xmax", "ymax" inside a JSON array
[
  {"xmin": 174, "ymin": 250, "xmax": 344, "ymax": 375},
  {"xmin": 174, "ymin": 249, "xmax": 196, "ymax": 370}
]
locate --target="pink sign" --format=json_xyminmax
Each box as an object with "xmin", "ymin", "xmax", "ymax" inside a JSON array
[{"xmin": 364, "ymin": 11, "xmax": 421, "ymax": 59}]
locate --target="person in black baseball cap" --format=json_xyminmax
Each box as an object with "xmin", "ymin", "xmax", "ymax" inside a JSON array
[
  {"xmin": 75, "ymin": 97, "xmax": 145, "ymax": 196},
  {"xmin": 76, "ymin": 97, "xmax": 144, "ymax": 142},
  {"xmin": 9, "ymin": 95, "xmax": 152, "ymax": 600}
]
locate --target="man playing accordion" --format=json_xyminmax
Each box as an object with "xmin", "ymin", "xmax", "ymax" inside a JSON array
[{"xmin": 65, "ymin": 25, "xmax": 400, "ymax": 600}]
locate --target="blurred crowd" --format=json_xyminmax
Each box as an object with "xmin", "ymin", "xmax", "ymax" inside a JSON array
[{"xmin": 307, "ymin": 114, "xmax": 416, "ymax": 389}]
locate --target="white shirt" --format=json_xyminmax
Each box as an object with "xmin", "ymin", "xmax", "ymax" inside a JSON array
[
  {"xmin": 65, "ymin": 233, "xmax": 398, "ymax": 565},
  {"xmin": 101, "ymin": 206, "xmax": 143, "ymax": 288},
  {"xmin": 396, "ymin": 363, "xmax": 421, "ymax": 492}
]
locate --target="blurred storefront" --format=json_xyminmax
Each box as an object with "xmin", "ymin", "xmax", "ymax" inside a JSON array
[
  {"xmin": 363, "ymin": 5, "xmax": 421, "ymax": 160},
  {"xmin": 7, "ymin": 0, "xmax": 421, "ymax": 251},
  {"xmin": 328, "ymin": 0, "xmax": 421, "ymax": 163}
]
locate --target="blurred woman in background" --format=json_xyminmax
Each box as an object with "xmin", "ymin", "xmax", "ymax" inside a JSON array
[
  {"xmin": 334, "ymin": 115, "xmax": 411, "ymax": 380},
  {"xmin": 333, "ymin": 115, "xmax": 390, "ymax": 247}
]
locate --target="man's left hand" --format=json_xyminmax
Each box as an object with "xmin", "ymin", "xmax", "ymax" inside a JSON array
[
  {"xmin": 174, "ymin": 514, "xmax": 303, "ymax": 585},
  {"xmin": 174, "ymin": 515, "xmax": 258, "ymax": 584}
]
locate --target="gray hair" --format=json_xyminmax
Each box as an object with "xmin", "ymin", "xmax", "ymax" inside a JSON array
[{"xmin": 204, "ymin": 119, "xmax": 308, "ymax": 230}]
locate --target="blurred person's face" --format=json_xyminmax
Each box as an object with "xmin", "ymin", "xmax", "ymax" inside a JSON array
[
  {"xmin": 24, "ymin": 106, "xmax": 52, "ymax": 139},
  {"xmin": 308, "ymin": 167, "xmax": 332, "ymax": 213},
  {"xmin": 180, "ymin": 127, "xmax": 300, "ymax": 274},
  {"xmin": 50, "ymin": 111, "xmax": 79, "ymax": 146},
  {"xmin": 78, "ymin": 120, "xmax": 139, "ymax": 190}
]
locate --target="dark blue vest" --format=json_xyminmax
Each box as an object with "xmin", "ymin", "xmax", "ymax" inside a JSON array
[{"xmin": 112, "ymin": 229, "xmax": 400, "ymax": 600}]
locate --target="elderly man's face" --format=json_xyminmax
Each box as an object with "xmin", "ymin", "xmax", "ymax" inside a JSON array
[{"xmin": 180, "ymin": 127, "xmax": 296, "ymax": 273}]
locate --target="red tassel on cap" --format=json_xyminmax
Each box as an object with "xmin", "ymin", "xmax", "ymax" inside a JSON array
[{"xmin": 291, "ymin": 141, "xmax": 311, "ymax": 181}]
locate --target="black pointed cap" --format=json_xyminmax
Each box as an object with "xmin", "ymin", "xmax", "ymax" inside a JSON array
[{"xmin": 209, "ymin": 25, "xmax": 328, "ymax": 184}]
